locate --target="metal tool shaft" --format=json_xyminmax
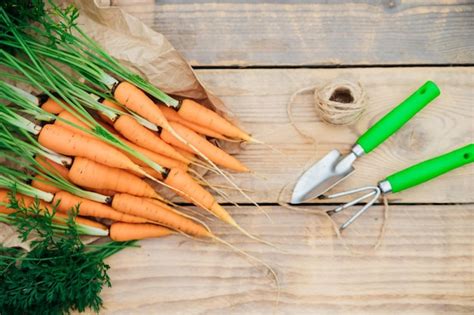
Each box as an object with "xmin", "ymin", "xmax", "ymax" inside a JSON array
[{"xmin": 324, "ymin": 185, "xmax": 382, "ymax": 231}]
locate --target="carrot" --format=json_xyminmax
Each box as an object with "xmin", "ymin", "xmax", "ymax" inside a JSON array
[
  {"xmin": 166, "ymin": 137, "xmax": 192, "ymax": 154},
  {"xmin": 32, "ymin": 156, "xmax": 71, "ymax": 194},
  {"xmin": 0, "ymin": 206, "xmax": 13, "ymax": 215},
  {"xmin": 35, "ymin": 156, "xmax": 69, "ymax": 178},
  {"xmin": 113, "ymin": 83, "xmax": 234, "ymax": 173},
  {"xmin": 96, "ymin": 117, "xmax": 120, "ymax": 135},
  {"xmin": 31, "ymin": 174, "xmax": 61, "ymax": 194},
  {"xmin": 163, "ymin": 168, "xmax": 236, "ymax": 225},
  {"xmin": 54, "ymin": 115, "xmax": 166, "ymax": 179},
  {"xmin": 142, "ymin": 166, "xmax": 164, "ymax": 180},
  {"xmin": 177, "ymin": 99, "xmax": 251, "ymax": 141},
  {"xmin": 54, "ymin": 111, "xmax": 175, "ymax": 173},
  {"xmin": 0, "ymin": 189, "xmax": 107, "ymax": 232},
  {"xmin": 71, "ymin": 215, "xmax": 108, "ymax": 233},
  {"xmin": 110, "ymin": 222, "xmax": 173, "ymax": 241},
  {"xmin": 113, "ymin": 115, "xmax": 189, "ymax": 164},
  {"xmin": 118, "ymin": 136, "xmax": 188, "ymax": 171},
  {"xmin": 54, "ymin": 191, "xmax": 148, "ymax": 223},
  {"xmin": 0, "ymin": 189, "xmax": 52, "ymax": 212},
  {"xmin": 159, "ymin": 104, "xmax": 227, "ymax": 140},
  {"xmin": 38, "ymin": 124, "xmax": 143, "ymax": 174},
  {"xmin": 112, "ymin": 193, "xmax": 212, "ymax": 238},
  {"xmin": 32, "ymin": 174, "xmax": 116, "ymax": 203},
  {"xmin": 54, "ymin": 110, "xmax": 89, "ymax": 137},
  {"xmin": 114, "ymin": 81, "xmax": 171, "ymax": 130},
  {"xmin": 98, "ymin": 99, "xmax": 124, "ymax": 125},
  {"xmin": 40, "ymin": 97, "xmax": 66, "ymax": 114},
  {"xmin": 174, "ymin": 147, "xmax": 196, "ymax": 161},
  {"xmin": 52, "ymin": 114, "xmax": 178, "ymax": 179},
  {"xmin": 89, "ymin": 188, "xmax": 117, "ymax": 196},
  {"xmin": 68, "ymin": 157, "xmax": 161, "ymax": 199},
  {"xmin": 147, "ymin": 198, "xmax": 175, "ymax": 212},
  {"xmin": 161, "ymin": 122, "xmax": 249, "ymax": 172}
]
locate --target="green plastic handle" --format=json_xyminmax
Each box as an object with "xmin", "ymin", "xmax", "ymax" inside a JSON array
[
  {"xmin": 356, "ymin": 81, "xmax": 440, "ymax": 153},
  {"xmin": 386, "ymin": 144, "xmax": 474, "ymax": 193}
]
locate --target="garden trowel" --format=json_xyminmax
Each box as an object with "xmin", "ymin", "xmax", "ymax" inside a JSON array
[{"xmin": 291, "ymin": 81, "xmax": 441, "ymax": 204}]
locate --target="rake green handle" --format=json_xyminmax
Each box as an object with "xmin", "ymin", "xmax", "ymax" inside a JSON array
[
  {"xmin": 356, "ymin": 81, "xmax": 440, "ymax": 154},
  {"xmin": 386, "ymin": 144, "xmax": 474, "ymax": 193}
]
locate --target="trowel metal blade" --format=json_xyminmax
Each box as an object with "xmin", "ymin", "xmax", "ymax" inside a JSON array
[{"xmin": 290, "ymin": 149, "xmax": 355, "ymax": 204}]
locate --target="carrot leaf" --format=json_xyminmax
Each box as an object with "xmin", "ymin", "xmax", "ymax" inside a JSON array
[{"xmin": 0, "ymin": 191, "xmax": 135, "ymax": 314}]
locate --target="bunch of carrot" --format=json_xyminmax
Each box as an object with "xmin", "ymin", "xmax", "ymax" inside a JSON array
[{"xmin": 0, "ymin": 2, "xmax": 262, "ymax": 246}]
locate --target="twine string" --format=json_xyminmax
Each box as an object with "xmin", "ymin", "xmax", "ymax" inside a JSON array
[{"xmin": 287, "ymin": 79, "xmax": 368, "ymax": 142}]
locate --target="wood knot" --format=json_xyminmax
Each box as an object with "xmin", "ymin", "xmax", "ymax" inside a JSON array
[
  {"xmin": 392, "ymin": 122, "xmax": 431, "ymax": 156},
  {"xmin": 383, "ymin": 0, "xmax": 399, "ymax": 9}
]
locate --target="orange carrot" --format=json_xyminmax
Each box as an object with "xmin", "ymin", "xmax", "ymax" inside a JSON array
[
  {"xmin": 161, "ymin": 122, "xmax": 249, "ymax": 172},
  {"xmin": 55, "ymin": 112, "xmax": 182, "ymax": 177},
  {"xmin": 0, "ymin": 189, "xmax": 52, "ymax": 212},
  {"xmin": 35, "ymin": 156, "xmax": 69, "ymax": 178},
  {"xmin": 113, "ymin": 115, "xmax": 189, "ymax": 164},
  {"xmin": 147, "ymin": 198, "xmax": 175, "ymax": 213},
  {"xmin": 40, "ymin": 97, "xmax": 66, "ymax": 114},
  {"xmin": 89, "ymin": 188, "xmax": 117, "ymax": 196},
  {"xmin": 38, "ymin": 124, "xmax": 143, "ymax": 174},
  {"xmin": 114, "ymin": 81, "xmax": 171, "ymax": 130},
  {"xmin": 32, "ymin": 174, "xmax": 116, "ymax": 200},
  {"xmin": 177, "ymin": 99, "xmax": 251, "ymax": 141},
  {"xmin": 71, "ymin": 215, "xmax": 108, "ymax": 232},
  {"xmin": 98, "ymin": 99, "xmax": 124, "ymax": 125},
  {"xmin": 112, "ymin": 193, "xmax": 212, "ymax": 238},
  {"xmin": 119, "ymin": 137, "xmax": 188, "ymax": 171},
  {"xmin": 31, "ymin": 175, "xmax": 61, "ymax": 194},
  {"xmin": 54, "ymin": 110, "xmax": 89, "ymax": 137},
  {"xmin": 54, "ymin": 191, "xmax": 147, "ymax": 223},
  {"xmin": 0, "ymin": 189, "xmax": 107, "ymax": 232},
  {"xmin": 68, "ymin": 157, "xmax": 161, "ymax": 199},
  {"xmin": 113, "ymin": 83, "xmax": 236, "ymax": 171},
  {"xmin": 110, "ymin": 222, "xmax": 173, "ymax": 241},
  {"xmin": 97, "ymin": 118, "xmax": 118, "ymax": 134},
  {"xmin": 32, "ymin": 158, "xmax": 70, "ymax": 193},
  {"xmin": 163, "ymin": 168, "xmax": 236, "ymax": 225},
  {"xmin": 159, "ymin": 104, "xmax": 227, "ymax": 140},
  {"xmin": 140, "ymin": 166, "xmax": 164, "ymax": 180},
  {"xmin": 0, "ymin": 206, "xmax": 13, "ymax": 215},
  {"xmin": 54, "ymin": 112, "xmax": 168, "ymax": 172},
  {"xmin": 173, "ymin": 147, "xmax": 196, "ymax": 161}
]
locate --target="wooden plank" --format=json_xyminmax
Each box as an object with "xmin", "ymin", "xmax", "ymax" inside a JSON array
[
  {"xmin": 102, "ymin": 204, "xmax": 474, "ymax": 314},
  {"xmin": 160, "ymin": 67, "xmax": 474, "ymax": 204},
  {"xmin": 114, "ymin": 0, "xmax": 474, "ymax": 66}
]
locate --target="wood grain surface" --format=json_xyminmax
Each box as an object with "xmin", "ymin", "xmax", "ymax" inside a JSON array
[
  {"xmin": 102, "ymin": 204, "xmax": 474, "ymax": 314},
  {"xmin": 100, "ymin": 68, "xmax": 474, "ymax": 314},
  {"xmin": 100, "ymin": 3, "xmax": 473, "ymax": 314},
  {"xmin": 157, "ymin": 67, "xmax": 474, "ymax": 204},
  {"xmin": 113, "ymin": 0, "xmax": 474, "ymax": 66}
]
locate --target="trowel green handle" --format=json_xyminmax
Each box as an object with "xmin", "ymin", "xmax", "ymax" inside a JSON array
[
  {"xmin": 356, "ymin": 81, "xmax": 440, "ymax": 154},
  {"xmin": 385, "ymin": 144, "xmax": 474, "ymax": 193}
]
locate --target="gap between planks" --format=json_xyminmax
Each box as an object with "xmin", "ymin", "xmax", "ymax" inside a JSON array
[{"xmin": 192, "ymin": 64, "xmax": 474, "ymax": 70}]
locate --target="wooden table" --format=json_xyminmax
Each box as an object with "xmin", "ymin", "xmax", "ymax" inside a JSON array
[{"xmin": 103, "ymin": 1, "xmax": 474, "ymax": 314}]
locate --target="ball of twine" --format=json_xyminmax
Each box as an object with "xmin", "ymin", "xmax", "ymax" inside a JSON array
[
  {"xmin": 314, "ymin": 80, "xmax": 367, "ymax": 125},
  {"xmin": 287, "ymin": 78, "xmax": 367, "ymax": 142}
]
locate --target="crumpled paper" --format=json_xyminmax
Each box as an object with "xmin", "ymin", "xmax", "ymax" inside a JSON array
[
  {"xmin": 76, "ymin": 0, "xmax": 231, "ymax": 118},
  {"xmin": 0, "ymin": 223, "xmax": 32, "ymax": 251}
]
